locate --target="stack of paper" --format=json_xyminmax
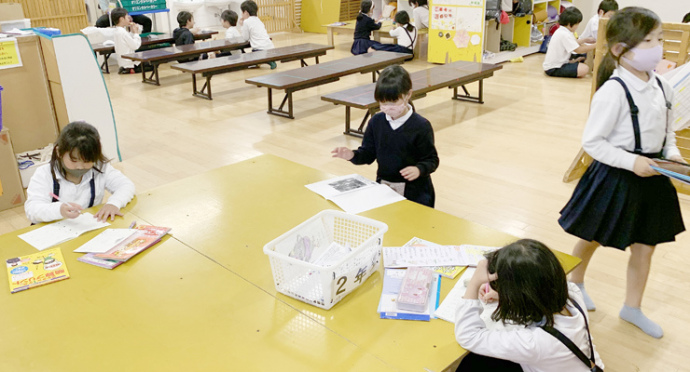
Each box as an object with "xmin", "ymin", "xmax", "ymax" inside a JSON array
[
  {"xmin": 306, "ymin": 174, "xmax": 405, "ymax": 215},
  {"xmin": 383, "ymin": 237, "xmax": 498, "ymax": 268},
  {"xmin": 18, "ymin": 213, "xmax": 110, "ymax": 251},
  {"xmin": 377, "ymin": 268, "xmax": 440, "ymax": 321}
]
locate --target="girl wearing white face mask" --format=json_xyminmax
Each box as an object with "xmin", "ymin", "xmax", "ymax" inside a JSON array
[
  {"xmin": 25, "ymin": 122, "xmax": 135, "ymax": 224},
  {"xmin": 559, "ymin": 7, "xmax": 684, "ymax": 339},
  {"xmin": 331, "ymin": 65, "xmax": 439, "ymax": 207}
]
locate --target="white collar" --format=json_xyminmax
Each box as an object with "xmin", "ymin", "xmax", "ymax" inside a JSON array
[
  {"xmin": 615, "ymin": 66, "xmax": 658, "ymax": 92},
  {"xmin": 386, "ymin": 104, "xmax": 414, "ymax": 130}
]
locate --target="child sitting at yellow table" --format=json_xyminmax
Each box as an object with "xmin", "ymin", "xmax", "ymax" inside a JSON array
[
  {"xmin": 455, "ymin": 239, "xmax": 604, "ymax": 372},
  {"xmin": 25, "ymin": 122, "xmax": 135, "ymax": 224},
  {"xmin": 331, "ymin": 65, "xmax": 439, "ymax": 207}
]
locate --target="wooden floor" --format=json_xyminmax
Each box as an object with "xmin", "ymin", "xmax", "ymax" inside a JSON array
[{"xmin": 2, "ymin": 31, "xmax": 689, "ymax": 371}]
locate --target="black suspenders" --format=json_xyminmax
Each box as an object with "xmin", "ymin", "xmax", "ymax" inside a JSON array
[
  {"xmin": 609, "ymin": 76, "xmax": 671, "ymax": 155},
  {"xmin": 51, "ymin": 170, "xmax": 96, "ymax": 208}
]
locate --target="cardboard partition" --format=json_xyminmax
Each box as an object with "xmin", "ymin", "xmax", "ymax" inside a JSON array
[
  {"xmin": 0, "ymin": 129, "xmax": 26, "ymax": 211},
  {"xmin": 0, "ymin": 3, "xmax": 25, "ymax": 22}
]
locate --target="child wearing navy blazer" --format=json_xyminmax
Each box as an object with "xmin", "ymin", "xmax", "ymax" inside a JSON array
[
  {"xmin": 351, "ymin": 0, "xmax": 383, "ymax": 55},
  {"xmin": 332, "ymin": 65, "xmax": 439, "ymax": 207}
]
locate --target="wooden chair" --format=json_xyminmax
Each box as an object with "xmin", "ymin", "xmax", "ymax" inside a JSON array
[{"xmin": 562, "ymin": 19, "xmax": 690, "ymax": 184}]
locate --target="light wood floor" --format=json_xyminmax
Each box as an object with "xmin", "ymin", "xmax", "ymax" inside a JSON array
[{"xmin": 2, "ymin": 31, "xmax": 689, "ymax": 371}]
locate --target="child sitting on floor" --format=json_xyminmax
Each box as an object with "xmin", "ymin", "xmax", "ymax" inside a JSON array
[
  {"xmin": 543, "ymin": 7, "xmax": 596, "ymax": 78},
  {"xmin": 369, "ymin": 11, "xmax": 416, "ymax": 58}
]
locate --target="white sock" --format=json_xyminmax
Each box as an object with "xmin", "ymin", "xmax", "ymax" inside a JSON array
[
  {"xmin": 619, "ymin": 305, "xmax": 663, "ymax": 339},
  {"xmin": 572, "ymin": 282, "xmax": 596, "ymax": 311}
]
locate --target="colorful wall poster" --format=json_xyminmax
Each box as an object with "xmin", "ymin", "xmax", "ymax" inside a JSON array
[{"xmin": 428, "ymin": 0, "xmax": 486, "ymax": 63}]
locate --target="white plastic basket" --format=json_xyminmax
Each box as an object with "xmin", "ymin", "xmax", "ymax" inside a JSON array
[{"xmin": 263, "ymin": 210, "xmax": 388, "ymax": 310}]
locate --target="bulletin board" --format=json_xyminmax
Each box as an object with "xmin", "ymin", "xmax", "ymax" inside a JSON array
[{"xmin": 428, "ymin": 0, "xmax": 486, "ymax": 64}]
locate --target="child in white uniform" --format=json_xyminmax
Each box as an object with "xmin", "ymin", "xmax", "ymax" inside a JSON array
[
  {"xmin": 579, "ymin": 0, "xmax": 618, "ymax": 42},
  {"xmin": 455, "ymin": 239, "xmax": 604, "ymax": 372},
  {"xmin": 409, "ymin": 0, "xmax": 429, "ymax": 30},
  {"xmin": 239, "ymin": 0, "xmax": 276, "ymax": 69},
  {"xmin": 25, "ymin": 122, "xmax": 135, "ymax": 224},
  {"xmin": 543, "ymin": 7, "xmax": 595, "ymax": 78},
  {"xmin": 369, "ymin": 11, "xmax": 416, "ymax": 57},
  {"xmin": 560, "ymin": 7, "xmax": 683, "ymax": 339}
]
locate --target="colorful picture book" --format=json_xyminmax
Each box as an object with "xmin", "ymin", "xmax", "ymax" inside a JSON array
[
  {"xmin": 6, "ymin": 248, "xmax": 70, "ymax": 293},
  {"xmin": 377, "ymin": 268, "xmax": 441, "ymax": 321},
  {"xmin": 78, "ymin": 225, "xmax": 170, "ymax": 269}
]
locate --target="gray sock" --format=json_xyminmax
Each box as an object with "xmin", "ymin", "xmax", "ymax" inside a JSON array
[
  {"xmin": 619, "ymin": 305, "xmax": 663, "ymax": 339},
  {"xmin": 572, "ymin": 282, "xmax": 596, "ymax": 311}
]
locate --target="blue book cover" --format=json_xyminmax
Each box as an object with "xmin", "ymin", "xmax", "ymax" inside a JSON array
[{"xmin": 377, "ymin": 268, "xmax": 441, "ymax": 321}]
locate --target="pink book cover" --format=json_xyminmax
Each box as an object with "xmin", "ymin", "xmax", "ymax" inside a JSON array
[{"xmin": 93, "ymin": 225, "xmax": 170, "ymax": 262}]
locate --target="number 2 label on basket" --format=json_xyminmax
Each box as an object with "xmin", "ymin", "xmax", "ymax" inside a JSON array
[{"xmin": 333, "ymin": 265, "xmax": 374, "ymax": 297}]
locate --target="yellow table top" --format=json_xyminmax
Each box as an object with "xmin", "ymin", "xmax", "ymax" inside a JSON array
[
  {"xmin": 128, "ymin": 154, "xmax": 580, "ymax": 372},
  {"xmin": 0, "ymin": 209, "xmax": 396, "ymax": 371}
]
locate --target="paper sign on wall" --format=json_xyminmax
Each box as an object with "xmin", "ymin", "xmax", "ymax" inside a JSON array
[{"xmin": 0, "ymin": 38, "xmax": 22, "ymax": 70}]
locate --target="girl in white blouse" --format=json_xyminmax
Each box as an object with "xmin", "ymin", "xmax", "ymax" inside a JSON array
[
  {"xmin": 559, "ymin": 7, "xmax": 683, "ymax": 339},
  {"xmin": 25, "ymin": 122, "xmax": 135, "ymax": 224},
  {"xmin": 409, "ymin": 0, "xmax": 429, "ymax": 30},
  {"xmin": 455, "ymin": 239, "xmax": 604, "ymax": 372},
  {"xmin": 369, "ymin": 11, "xmax": 416, "ymax": 56}
]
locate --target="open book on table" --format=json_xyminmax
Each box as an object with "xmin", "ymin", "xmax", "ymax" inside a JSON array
[{"xmin": 305, "ymin": 174, "xmax": 405, "ymax": 214}]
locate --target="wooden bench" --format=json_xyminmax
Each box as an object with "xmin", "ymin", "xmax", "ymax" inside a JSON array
[
  {"xmin": 121, "ymin": 38, "xmax": 250, "ymax": 85},
  {"xmin": 170, "ymin": 43, "xmax": 334, "ymax": 100},
  {"xmin": 321, "ymin": 61, "xmax": 502, "ymax": 136},
  {"xmin": 244, "ymin": 51, "xmax": 410, "ymax": 119},
  {"xmin": 90, "ymin": 31, "xmax": 217, "ymax": 74}
]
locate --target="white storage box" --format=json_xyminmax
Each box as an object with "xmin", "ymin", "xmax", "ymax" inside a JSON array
[
  {"xmin": 0, "ymin": 19, "xmax": 31, "ymax": 32},
  {"xmin": 263, "ymin": 210, "xmax": 388, "ymax": 310},
  {"xmin": 16, "ymin": 144, "xmax": 53, "ymax": 188}
]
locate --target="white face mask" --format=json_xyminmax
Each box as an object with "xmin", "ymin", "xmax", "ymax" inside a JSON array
[
  {"xmin": 380, "ymin": 101, "xmax": 407, "ymax": 118},
  {"xmin": 622, "ymin": 45, "xmax": 663, "ymax": 72}
]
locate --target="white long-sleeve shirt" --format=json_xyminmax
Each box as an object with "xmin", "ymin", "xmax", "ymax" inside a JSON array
[
  {"xmin": 582, "ymin": 66, "xmax": 679, "ymax": 171},
  {"xmin": 25, "ymin": 162, "xmax": 135, "ymax": 224},
  {"xmin": 412, "ymin": 6, "xmax": 429, "ymax": 30},
  {"xmin": 455, "ymin": 283, "xmax": 604, "ymax": 372},
  {"xmin": 225, "ymin": 26, "xmax": 241, "ymax": 39},
  {"xmin": 389, "ymin": 25, "xmax": 417, "ymax": 48},
  {"xmin": 113, "ymin": 26, "xmax": 141, "ymax": 68},
  {"xmin": 240, "ymin": 16, "xmax": 274, "ymax": 50}
]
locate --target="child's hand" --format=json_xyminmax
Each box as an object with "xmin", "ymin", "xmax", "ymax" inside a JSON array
[
  {"xmin": 209, "ymin": 52, "xmax": 217, "ymax": 59},
  {"xmin": 94, "ymin": 204, "xmax": 123, "ymax": 222},
  {"xmin": 331, "ymin": 147, "xmax": 354, "ymax": 161},
  {"xmin": 130, "ymin": 23, "xmax": 140, "ymax": 34},
  {"xmin": 464, "ymin": 259, "xmax": 497, "ymax": 300},
  {"xmin": 400, "ymin": 166, "xmax": 420, "ymax": 181},
  {"xmin": 479, "ymin": 283, "xmax": 499, "ymax": 304},
  {"xmin": 669, "ymin": 155, "xmax": 688, "ymax": 164},
  {"xmin": 633, "ymin": 156, "xmax": 659, "ymax": 177},
  {"xmin": 60, "ymin": 202, "xmax": 83, "ymax": 219}
]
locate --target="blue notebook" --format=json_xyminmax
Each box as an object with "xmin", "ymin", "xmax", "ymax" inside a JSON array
[{"xmin": 377, "ymin": 268, "xmax": 441, "ymax": 321}]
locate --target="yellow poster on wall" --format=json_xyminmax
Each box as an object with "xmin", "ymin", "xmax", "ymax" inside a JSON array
[
  {"xmin": 428, "ymin": 0, "xmax": 485, "ymax": 64},
  {"xmin": 0, "ymin": 38, "xmax": 22, "ymax": 70}
]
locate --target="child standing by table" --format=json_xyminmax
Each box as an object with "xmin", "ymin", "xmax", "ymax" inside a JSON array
[
  {"xmin": 25, "ymin": 122, "xmax": 135, "ymax": 224},
  {"xmin": 369, "ymin": 11, "xmax": 416, "ymax": 57},
  {"xmin": 331, "ymin": 65, "xmax": 439, "ymax": 207},
  {"xmin": 455, "ymin": 239, "xmax": 604, "ymax": 372},
  {"xmin": 239, "ymin": 0, "xmax": 277, "ymax": 69},
  {"xmin": 559, "ymin": 7, "xmax": 683, "ymax": 339},
  {"xmin": 351, "ymin": 0, "xmax": 383, "ymax": 55}
]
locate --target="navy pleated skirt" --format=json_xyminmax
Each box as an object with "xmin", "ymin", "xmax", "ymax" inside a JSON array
[
  {"xmin": 559, "ymin": 160, "xmax": 685, "ymax": 250},
  {"xmin": 351, "ymin": 39, "xmax": 381, "ymax": 55}
]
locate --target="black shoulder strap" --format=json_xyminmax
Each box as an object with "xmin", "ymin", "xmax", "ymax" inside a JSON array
[
  {"xmin": 88, "ymin": 175, "xmax": 96, "ymax": 208},
  {"xmin": 610, "ymin": 77, "xmax": 642, "ymax": 154},
  {"xmin": 51, "ymin": 174, "xmax": 60, "ymax": 203},
  {"xmin": 402, "ymin": 27, "xmax": 416, "ymax": 50},
  {"xmin": 655, "ymin": 77, "xmax": 672, "ymax": 109},
  {"xmin": 541, "ymin": 300, "xmax": 599, "ymax": 371},
  {"xmin": 51, "ymin": 168, "xmax": 96, "ymax": 208}
]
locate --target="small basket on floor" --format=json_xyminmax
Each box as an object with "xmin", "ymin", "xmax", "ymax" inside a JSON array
[{"xmin": 263, "ymin": 210, "xmax": 388, "ymax": 310}]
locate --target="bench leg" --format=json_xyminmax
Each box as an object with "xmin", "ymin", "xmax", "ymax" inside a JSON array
[
  {"xmin": 142, "ymin": 63, "xmax": 161, "ymax": 86},
  {"xmin": 327, "ymin": 28, "xmax": 334, "ymax": 46},
  {"xmin": 266, "ymin": 88, "xmax": 294, "ymax": 119},
  {"xmin": 452, "ymin": 80, "xmax": 484, "ymax": 104},
  {"xmin": 316, "ymin": 56, "xmax": 320, "ymax": 64},
  {"xmin": 300, "ymin": 59, "xmax": 308, "ymax": 67},
  {"xmin": 344, "ymin": 107, "xmax": 374, "ymax": 137},
  {"xmin": 192, "ymin": 74, "xmax": 213, "ymax": 100},
  {"xmin": 372, "ymin": 70, "xmax": 379, "ymax": 83},
  {"xmin": 100, "ymin": 53, "xmax": 111, "ymax": 74}
]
